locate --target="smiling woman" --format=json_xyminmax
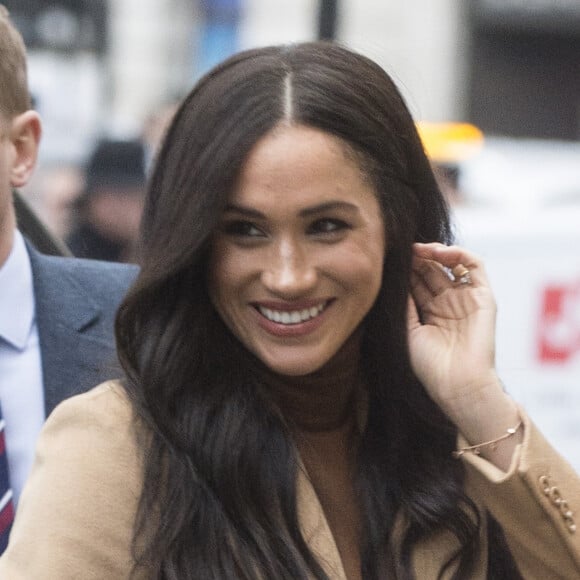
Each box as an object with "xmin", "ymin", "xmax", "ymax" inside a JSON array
[
  {"xmin": 208, "ymin": 125, "xmax": 385, "ymax": 377},
  {"xmin": 1, "ymin": 42, "xmax": 579, "ymax": 580}
]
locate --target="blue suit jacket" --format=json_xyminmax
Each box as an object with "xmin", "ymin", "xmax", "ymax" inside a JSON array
[{"xmin": 26, "ymin": 244, "xmax": 138, "ymax": 416}]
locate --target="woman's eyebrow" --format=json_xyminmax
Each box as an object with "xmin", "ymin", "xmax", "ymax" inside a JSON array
[
  {"xmin": 224, "ymin": 200, "xmax": 359, "ymax": 218},
  {"xmin": 223, "ymin": 204, "xmax": 265, "ymax": 218},
  {"xmin": 299, "ymin": 201, "xmax": 359, "ymax": 217}
]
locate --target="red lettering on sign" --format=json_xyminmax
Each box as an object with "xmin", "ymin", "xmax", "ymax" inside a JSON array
[{"xmin": 537, "ymin": 281, "xmax": 580, "ymax": 363}]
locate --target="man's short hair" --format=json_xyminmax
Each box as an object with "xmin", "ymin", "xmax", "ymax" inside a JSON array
[{"xmin": 0, "ymin": 5, "xmax": 31, "ymax": 119}]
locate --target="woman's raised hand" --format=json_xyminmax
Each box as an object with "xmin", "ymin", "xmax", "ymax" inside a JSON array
[
  {"xmin": 407, "ymin": 242, "xmax": 497, "ymax": 408},
  {"xmin": 407, "ymin": 242, "xmax": 521, "ymax": 470}
]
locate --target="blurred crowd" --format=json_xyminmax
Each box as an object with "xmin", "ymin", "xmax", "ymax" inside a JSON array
[{"xmin": 21, "ymin": 102, "xmax": 177, "ymax": 264}]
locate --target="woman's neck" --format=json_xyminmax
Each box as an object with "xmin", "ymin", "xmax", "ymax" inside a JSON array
[{"xmin": 255, "ymin": 331, "xmax": 362, "ymax": 432}]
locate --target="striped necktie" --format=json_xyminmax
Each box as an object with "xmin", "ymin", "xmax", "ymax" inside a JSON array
[{"xmin": 0, "ymin": 402, "xmax": 14, "ymax": 552}]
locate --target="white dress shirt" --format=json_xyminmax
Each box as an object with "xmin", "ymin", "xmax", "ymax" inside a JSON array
[{"xmin": 0, "ymin": 231, "xmax": 45, "ymax": 506}]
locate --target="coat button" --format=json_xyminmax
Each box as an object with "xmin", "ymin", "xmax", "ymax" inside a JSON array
[
  {"xmin": 538, "ymin": 476, "xmax": 575, "ymax": 533},
  {"xmin": 549, "ymin": 487, "xmax": 562, "ymax": 505},
  {"xmin": 559, "ymin": 500, "xmax": 573, "ymax": 518}
]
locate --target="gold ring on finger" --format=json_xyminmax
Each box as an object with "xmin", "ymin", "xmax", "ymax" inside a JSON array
[{"xmin": 451, "ymin": 264, "xmax": 472, "ymax": 285}]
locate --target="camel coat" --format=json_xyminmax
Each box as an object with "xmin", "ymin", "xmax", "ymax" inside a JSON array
[{"xmin": 0, "ymin": 381, "xmax": 578, "ymax": 579}]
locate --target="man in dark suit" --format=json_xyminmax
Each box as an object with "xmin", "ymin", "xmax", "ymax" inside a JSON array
[{"xmin": 0, "ymin": 5, "xmax": 137, "ymax": 515}]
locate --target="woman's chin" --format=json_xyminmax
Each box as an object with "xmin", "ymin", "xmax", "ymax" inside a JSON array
[{"xmin": 259, "ymin": 354, "xmax": 328, "ymax": 378}]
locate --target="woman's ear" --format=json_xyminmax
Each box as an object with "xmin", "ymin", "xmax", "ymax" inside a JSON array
[{"xmin": 9, "ymin": 110, "xmax": 42, "ymax": 188}]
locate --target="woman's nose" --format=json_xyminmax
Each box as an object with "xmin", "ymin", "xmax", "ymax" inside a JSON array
[{"xmin": 261, "ymin": 239, "xmax": 317, "ymax": 296}]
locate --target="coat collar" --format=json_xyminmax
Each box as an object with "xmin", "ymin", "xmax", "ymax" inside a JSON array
[
  {"xmin": 296, "ymin": 461, "xmax": 486, "ymax": 579},
  {"xmin": 27, "ymin": 242, "xmax": 102, "ymax": 334},
  {"xmin": 26, "ymin": 242, "xmax": 116, "ymax": 415},
  {"xmin": 297, "ymin": 461, "xmax": 348, "ymax": 579}
]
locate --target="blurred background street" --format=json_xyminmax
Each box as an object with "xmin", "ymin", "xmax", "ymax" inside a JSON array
[{"xmin": 7, "ymin": 0, "xmax": 580, "ymax": 469}]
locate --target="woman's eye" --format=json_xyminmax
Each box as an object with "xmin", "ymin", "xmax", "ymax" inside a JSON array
[
  {"xmin": 308, "ymin": 218, "xmax": 350, "ymax": 236},
  {"xmin": 222, "ymin": 221, "xmax": 265, "ymax": 238}
]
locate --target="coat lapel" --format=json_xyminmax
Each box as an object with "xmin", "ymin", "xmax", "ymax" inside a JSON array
[
  {"xmin": 28, "ymin": 246, "xmax": 121, "ymax": 416},
  {"xmin": 296, "ymin": 462, "xmax": 348, "ymax": 579}
]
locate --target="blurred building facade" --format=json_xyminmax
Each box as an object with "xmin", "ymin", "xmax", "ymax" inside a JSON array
[
  {"xmin": 7, "ymin": 0, "xmax": 580, "ymax": 164},
  {"xmin": 7, "ymin": 0, "xmax": 468, "ymax": 163},
  {"xmin": 466, "ymin": 0, "xmax": 580, "ymax": 140}
]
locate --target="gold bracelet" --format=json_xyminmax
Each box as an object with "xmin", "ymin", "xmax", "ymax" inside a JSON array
[{"xmin": 452, "ymin": 419, "xmax": 523, "ymax": 458}]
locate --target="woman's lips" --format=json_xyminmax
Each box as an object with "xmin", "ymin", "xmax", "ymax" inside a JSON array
[{"xmin": 253, "ymin": 299, "xmax": 333, "ymax": 337}]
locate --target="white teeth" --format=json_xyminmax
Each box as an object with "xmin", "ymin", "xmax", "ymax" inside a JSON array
[
  {"xmin": 289, "ymin": 312, "xmax": 301, "ymax": 324},
  {"xmin": 258, "ymin": 302, "xmax": 326, "ymax": 325}
]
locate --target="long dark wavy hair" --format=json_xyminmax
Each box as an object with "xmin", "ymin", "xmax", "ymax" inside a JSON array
[{"xmin": 115, "ymin": 42, "xmax": 519, "ymax": 579}]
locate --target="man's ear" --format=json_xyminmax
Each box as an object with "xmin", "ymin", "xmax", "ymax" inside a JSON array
[{"xmin": 9, "ymin": 110, "xmax": 42, "ymax": 188}]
